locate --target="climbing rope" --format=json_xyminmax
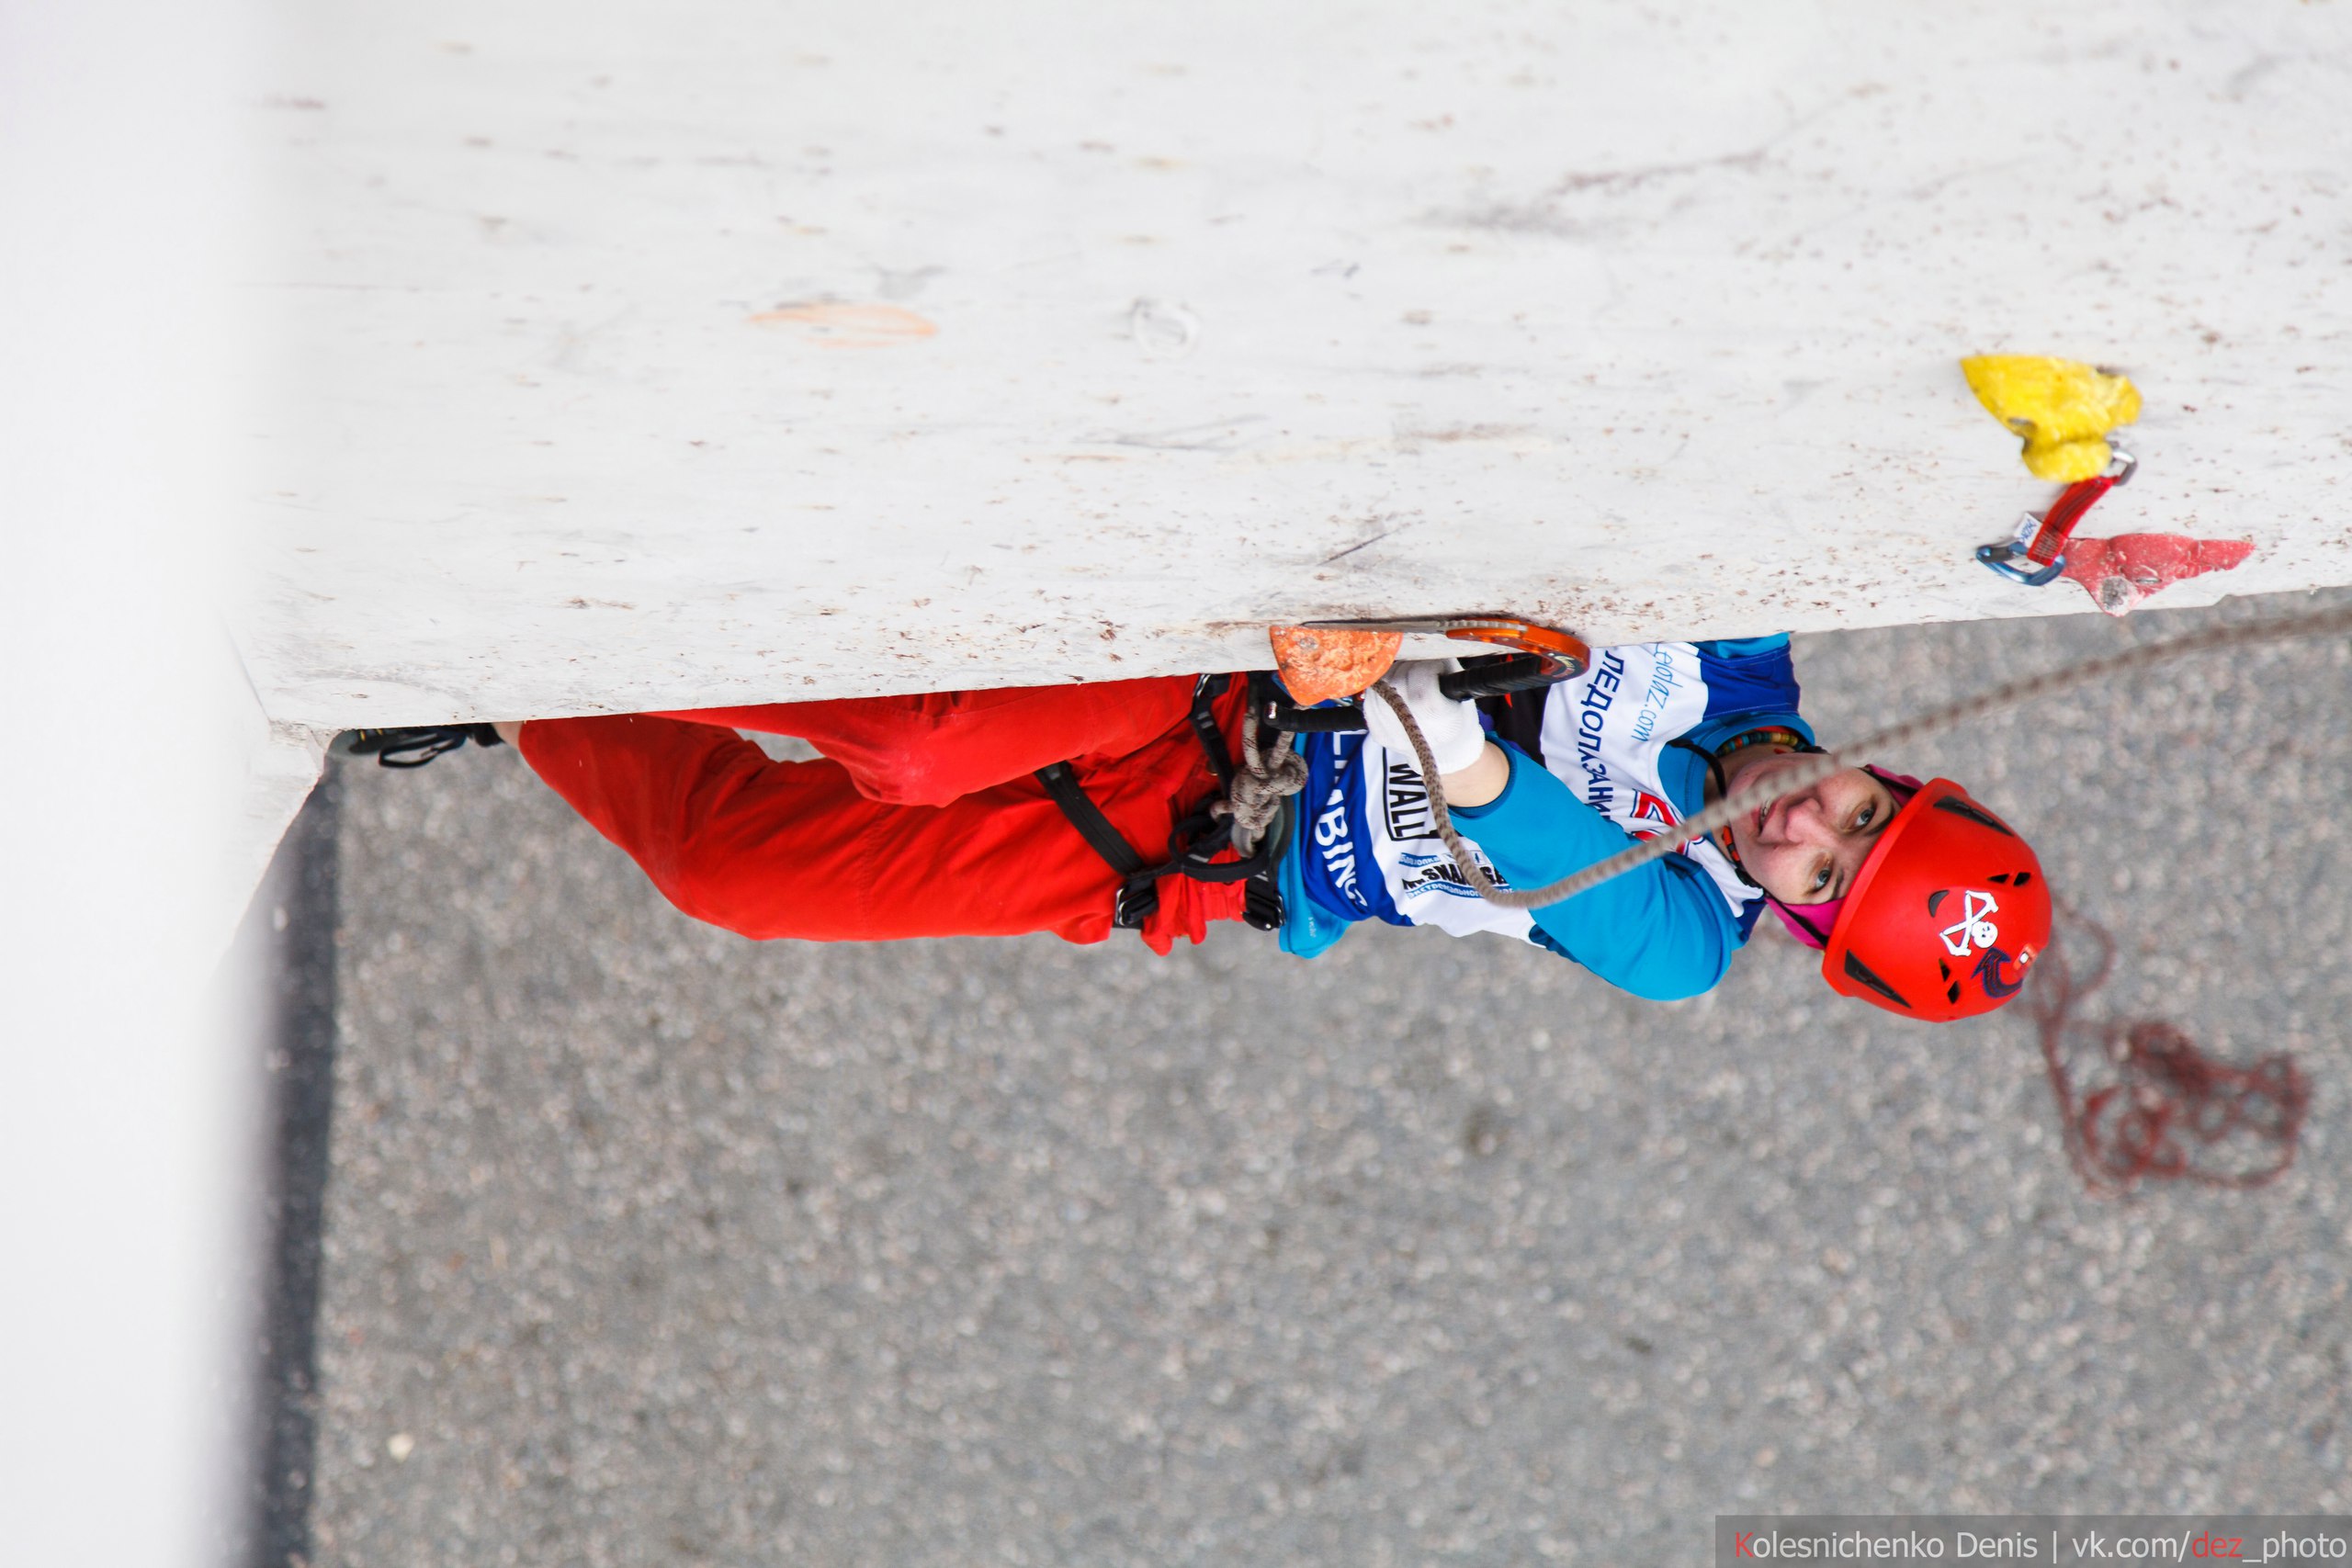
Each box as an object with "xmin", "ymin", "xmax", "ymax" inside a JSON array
[
  {"xmin": 1212, "ymin": 705, "xmax": 1308, "ymax": 856},
  {"xmin": 2030, "ymin": 907, "xmax": 2308, "ymax": 1196},
  {"xmin": 1372, "ymin": 597, "xmax": 2352, "ymax": 912}
]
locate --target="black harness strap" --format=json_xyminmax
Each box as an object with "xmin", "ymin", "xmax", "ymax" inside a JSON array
[
  {"xmin": 1035, "ymin": 761, "xmax": 1148, "ymax": 881},
  {"xmin": 1187, "ymin": 672, "xmax": 1238, "ymax": 789},
  {"xmin": 1036, "ymin": 674, "xmax": 1288, "ymax": 934}
]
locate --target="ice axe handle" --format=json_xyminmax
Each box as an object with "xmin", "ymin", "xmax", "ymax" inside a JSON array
[
  {"xmin": 1439, "ymin": 651, "xmax": 1582, "ymax": 700},
  {"xmin": 1250, "ymin": 671, "xmax": 1368, "ymax": 733}
]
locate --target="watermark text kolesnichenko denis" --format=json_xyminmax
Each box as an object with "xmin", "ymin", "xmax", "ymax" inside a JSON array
[{"xmin": 1714, "ymin": 1517, "xmax": 2352, "ymax": 1565}]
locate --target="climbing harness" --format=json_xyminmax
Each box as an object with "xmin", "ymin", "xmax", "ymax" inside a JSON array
[
  {"xmin": 1043, "ymin": 616, "xmax": 1595, "ymax": 934},
  {"xmin": 1036, "ymin": 673, "xmax": 1300, "ymax": 932},
  {"xmin": 1976, "ymin": 445, "xmax": 2137, "ymax": 586},
  {"xmin": 1369, "ymin": 596, "xmax": 2352, "ymax": 915}
]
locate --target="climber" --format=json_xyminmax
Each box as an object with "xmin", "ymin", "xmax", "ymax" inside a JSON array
[{"xmin": 343, "ymin": 632, "xmax": 2049, "ymax": 1022}]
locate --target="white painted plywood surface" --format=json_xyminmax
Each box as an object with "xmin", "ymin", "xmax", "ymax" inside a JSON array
[
  {"xmin": 5, "ymin": 0, "xmax": 269, "ymax": 1556},
  {"xmin": 245, "ymin": 0, "xmax": 2352, "ymax": 725}
]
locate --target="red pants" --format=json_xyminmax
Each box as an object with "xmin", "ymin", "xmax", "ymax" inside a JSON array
[{"xmin": 517, "ymin": 676, "xmax": 1251, "ymax": 953}]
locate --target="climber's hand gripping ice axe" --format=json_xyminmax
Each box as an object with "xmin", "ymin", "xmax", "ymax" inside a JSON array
[{"xmin": 1309, "ymin": 615, "xmax": 1591, "ymax": 698}]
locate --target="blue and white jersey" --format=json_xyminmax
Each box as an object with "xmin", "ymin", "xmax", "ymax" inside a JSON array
[{"xmin": 1278, "ymin": 637, "xmax": 1813, "ymax": 1000}]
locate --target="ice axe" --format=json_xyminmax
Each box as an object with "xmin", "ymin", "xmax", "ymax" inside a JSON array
[{"xmin": 1261, "ymin": 615, "xmax": 1591, "ymax": 730}]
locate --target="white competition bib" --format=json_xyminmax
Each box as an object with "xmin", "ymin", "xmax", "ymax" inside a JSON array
[
  {"xmin": 1358, "ymin": 742, "xmax": 1542, "ymax": 942},
  {"xmin": 1303, "ymin": 642, "xmax": 1769, "ymax": 945},
  {"xmin": 1535, "ymin": 642, "xmax": 1757, "ymax": 918}
]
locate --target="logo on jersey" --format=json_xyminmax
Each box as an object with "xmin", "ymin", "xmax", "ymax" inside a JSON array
[
  {"xmin": 1939, "ymin": 890, "xmax": 2000, "ymax": 958},
  {"xmin": 1621, "ymin": 790, "xmax": 1701, "ymax": 851},
  {"xmin": 1623, "ymin": 790, "xmax": 1710, "ymax": 853},
  {"xmin": 1624, "ymin": 790, "xmax": 1675, "ymax": 838},
  {"xmin": 1307, "ymin": 742, "xmax": 1373, "ymax": 915},
  {"xmin": 1382, "ymin": 757, "xmax": 1434, "ymax": 840},
  {"xmin": 1396, "ymin": 849, "xmax": 1506, "ymax": 901}
]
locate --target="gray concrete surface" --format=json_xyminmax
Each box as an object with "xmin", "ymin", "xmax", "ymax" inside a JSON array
[{"xmin": 311, "ymin": 596, "xmax": 2351, "ymax": 1566}]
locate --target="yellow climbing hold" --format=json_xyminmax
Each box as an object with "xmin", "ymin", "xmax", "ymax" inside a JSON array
[{"xmin": 1960, "ymin": 355, "xmax": 2142, "ymax": 482}]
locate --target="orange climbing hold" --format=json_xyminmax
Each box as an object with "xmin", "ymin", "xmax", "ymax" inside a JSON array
[{"xmin": 1267, "ymin": 625, "xmax": 1400, "ymax": 705}]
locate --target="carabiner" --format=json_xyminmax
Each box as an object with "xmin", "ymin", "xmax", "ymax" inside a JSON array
[
  {"xmin": 1975, "ymin": 524, "xmax": 2071, "ymax": 587},
  {"xmin": 1975, "ymin": 445, "xmax": 2135, "ymax": 588}
]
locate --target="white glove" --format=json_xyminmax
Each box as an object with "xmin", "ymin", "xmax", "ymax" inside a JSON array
[{"xmin": 1363, "ymin": 659, "xmax": 1490, "ymax": 775}]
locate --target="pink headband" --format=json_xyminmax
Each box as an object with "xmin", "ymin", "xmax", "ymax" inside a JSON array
[{"xmin": 1766, "ymin": 768, "xmax": 1923, "ymax": 948}]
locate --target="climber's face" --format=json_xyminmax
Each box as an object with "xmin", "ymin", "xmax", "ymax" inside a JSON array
[{"xmin": 1720, "ymin": 756, "xmax": 1897, "ymax": 905}]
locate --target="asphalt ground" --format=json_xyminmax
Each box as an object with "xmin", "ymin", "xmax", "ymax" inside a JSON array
[{"xmin": 301, "ymin": 593, "xmax": 2351, "ymax": 1566}]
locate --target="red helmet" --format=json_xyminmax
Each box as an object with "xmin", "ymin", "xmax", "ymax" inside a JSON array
[{"xmin": 1818, "ymin": 778, "xmax": 2052, "ymax": 1022}]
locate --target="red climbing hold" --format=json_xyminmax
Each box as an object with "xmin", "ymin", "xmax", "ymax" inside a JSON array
[{"xmin": 2058, "ymin": 534, "xmax": 2256, "ymax": 615}]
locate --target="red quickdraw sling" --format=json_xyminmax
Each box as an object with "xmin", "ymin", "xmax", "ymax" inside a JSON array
[{"xmin": 1976, "ymin": 446, "xmax": 2137, "ymax": 586}]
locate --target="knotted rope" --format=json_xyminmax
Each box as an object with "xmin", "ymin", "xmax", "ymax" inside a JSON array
[
  {"xmin": 1213, "ymin": 705, "xmax": 1308, "ymax": 856},
  {"xmin": 1371, "ymin": 597, "xmax": 2352, "ymax": 912}
]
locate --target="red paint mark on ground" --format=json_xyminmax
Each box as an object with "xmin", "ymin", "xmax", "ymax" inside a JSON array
[{"xmin": 2060, "ymin": 534, "xmax": 2256, "ymax": 615}]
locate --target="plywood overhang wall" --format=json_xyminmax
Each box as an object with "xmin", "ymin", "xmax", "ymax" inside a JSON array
[{"xmin": 243, "ymin": 0, "xmax": 2352, "ymax": 725}]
